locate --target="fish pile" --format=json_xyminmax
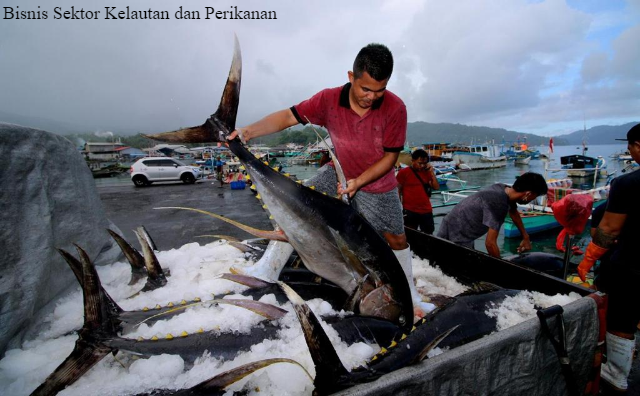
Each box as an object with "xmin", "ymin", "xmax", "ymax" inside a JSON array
[{"xmin": 4, "ymin": 37, "xmax": 581, "ymax": 395}]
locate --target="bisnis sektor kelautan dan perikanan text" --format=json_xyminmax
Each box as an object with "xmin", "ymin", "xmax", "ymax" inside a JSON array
[{"xmin": 3, "ymin": 6, "xmax": 277, "ymax": 20}]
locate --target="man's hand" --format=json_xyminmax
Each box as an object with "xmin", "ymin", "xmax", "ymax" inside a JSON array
[
  {"xmin": 517, "ymin": 236, "xmax": 532, "ymax": 253},
  {"xmin": 337, "ymin": 179, "xmax": 360, "ymax": 198},
  {"xmin": 227, "ymin": 128, "xmax": 249, "ymax": 143},
  {"xmin": 577, "ymin": 241, "xmax": 609, "ymax": 282}
]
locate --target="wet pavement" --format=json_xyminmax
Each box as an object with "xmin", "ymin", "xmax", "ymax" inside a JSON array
[
  {"xmin": 99, "ymin": 179, "xmax": 272, "ymax": 251},
  {"xmin": 98, "ymin": 179, "xmax": 639, "ymax": 395}
]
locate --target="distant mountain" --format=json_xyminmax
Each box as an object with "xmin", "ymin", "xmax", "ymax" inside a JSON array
[
  {"xmin": 0, "ymin": 110, "xmax": 88, "ymax": 134},
  {"xmin": 406, "ymin": 122, "xmax": 562, "ymax": 147},
  {"xmin": 553, "ymin": 122, "xmax": 638, "ymax": 146}
]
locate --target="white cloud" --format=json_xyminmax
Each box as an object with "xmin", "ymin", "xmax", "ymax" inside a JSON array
[{"xmin": 0, "ymin": 0, "xmax": 638, "ymax": 136}]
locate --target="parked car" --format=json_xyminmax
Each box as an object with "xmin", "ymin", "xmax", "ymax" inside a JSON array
[{"xmin": 130, "ymin": 157, "xmax": 201, "ymax": 187}]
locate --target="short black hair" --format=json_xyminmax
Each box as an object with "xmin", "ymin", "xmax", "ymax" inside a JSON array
[
  {"xmin": 353, "ymin": 43, "xmax": 394, "ymax": 81},
  {"xmin": 411, "ymin": 149, "xmax": 429, "ymax": 161},
  {"xmin": 513, "ymin": 172, "xmax": 548, "ymax": 196}
]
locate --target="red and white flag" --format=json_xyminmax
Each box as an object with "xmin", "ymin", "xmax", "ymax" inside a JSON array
[{"xmin": 549, "ymin": 138, "xmax": 554, "ymax": 153}]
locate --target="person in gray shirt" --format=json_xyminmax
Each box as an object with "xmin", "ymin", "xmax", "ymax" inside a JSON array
[{"xmin": 437, "ymin": 172, "xmax": 548, "ymax": 257}]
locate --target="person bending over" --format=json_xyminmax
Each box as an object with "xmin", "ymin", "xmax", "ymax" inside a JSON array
[
  {"xmin": 228, "ymin": 43, "xmax": 431, "ymax": 318},
  {"xmin": 437, "ymin": 172, "xmax": 548, "ymax": 257}
]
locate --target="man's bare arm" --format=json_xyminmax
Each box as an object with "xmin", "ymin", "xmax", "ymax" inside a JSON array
[
  {"xmin": 228, "ymin": 109, "xmax": 299, "ymax": 142},
  {"xmin": 427, "ymin": 165, "xmax": 440, "ymax": 190},
  {"xmin": 485, "ymin": 228, "xmax": 501, "ymax": 258},
  {"xmin": 593, "ymin": 211, "xmax": 627, "ymax": 248},
  {"xmin": 339, "ymin": 151, "xmax": 399, "ymax": 197},
  {"xmin": 508, "ymin": 207, "xmax": 531, "ymax": 252}
]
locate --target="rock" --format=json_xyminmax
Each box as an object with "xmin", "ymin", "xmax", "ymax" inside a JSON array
[{"xmin": 0, "ymin": 123, "xmax": 122, "ymax": 354}]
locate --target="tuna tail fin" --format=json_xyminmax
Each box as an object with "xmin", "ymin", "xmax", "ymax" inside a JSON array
[
  {"xmin": 137, "ymin": 225, "xmax": 159, "ymax": 251},
  {"xmin": 134, "ymin": 227, "xmax": 168, "ymax": 292},
  {"xmin": 155, "ymin": 206, "xmax": 288, "ymax": 242},
  {"xmin": 278, "ymin": 282, "xmax": 351, "ymax": 395},
  {"xmin": 188, "ymin": 358, "xmax": 312, "ymax": 394},
  {"xmin": 30, "ymin": 340, "xmax": 112, "ymax": 396},
  {"xmin": 142, "ymin": 35, "xmax": 242, "ymax": 144},
  {"xmin": 72, "ymin": 244, "xmax": 122, "ymax": 333},
  {"xmin": 106, "ymin": 229, "xmax": 146, "ymax": 285},
  {"xmin": 34, "ymin": 246, "xmax": 120, "ymax": 395},
  {"xmin": 57, "ymin": 247, "xmax": 123, "ymax": 317}
]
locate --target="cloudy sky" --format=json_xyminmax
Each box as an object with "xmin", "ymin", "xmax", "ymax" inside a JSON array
[{"xmin": 1, "ymin": 0, "xmax": 638, "ymax": 137}]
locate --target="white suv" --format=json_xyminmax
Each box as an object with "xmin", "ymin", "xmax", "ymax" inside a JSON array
[{"xmin": 130, "ymin": 157, "xmax": 201, "ymax": 187}]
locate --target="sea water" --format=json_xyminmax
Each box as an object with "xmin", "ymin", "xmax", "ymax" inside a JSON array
[{"xmin": 94, "ymin": 144, "xmax": 632, "ymax": 258}]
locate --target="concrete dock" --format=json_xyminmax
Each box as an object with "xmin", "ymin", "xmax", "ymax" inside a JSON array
[{"xmin": 99, "ymin": 180, "xmax": 272, "ymax": 251}]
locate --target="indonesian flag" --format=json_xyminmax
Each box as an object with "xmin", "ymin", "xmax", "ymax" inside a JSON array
[{"xmin": 549, "ymin": 138, "xmax": 554, "ymax": 153}]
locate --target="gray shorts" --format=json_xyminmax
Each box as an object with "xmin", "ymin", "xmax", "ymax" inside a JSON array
[{"xmin": 305, "ymin": 165, "xmax": 405, "ymax": 236}]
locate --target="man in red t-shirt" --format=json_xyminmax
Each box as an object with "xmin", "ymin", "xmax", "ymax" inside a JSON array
[
  {"xmin": 397, "ymin": 149, "xmax": 439, "ymax": 234},
  {"xmin": 228, "ymin": 43, "xmax": 431, "ymax": 318}
]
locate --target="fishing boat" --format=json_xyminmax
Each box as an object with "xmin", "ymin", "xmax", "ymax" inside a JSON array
[
  {"xmin": 561, "ymin": 154, "xmax": 606, "ymax": 178},
  {"xmin": 514, "ymin": 155, "xmax": 531, "ymax": 165},
  {"xmin": 87, "ymin": 161, "xmax": 128, "ymax": 178},
  {"xmin": 450, "ymin": 144, "xmax": 507, "ymax": 170}
]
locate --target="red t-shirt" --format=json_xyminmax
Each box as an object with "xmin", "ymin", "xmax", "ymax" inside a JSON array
[
  {"xmin": 292, "ymin": 84, "xmax": 406, "ymax": 193},
  {"xmin": 396, "ymin": 167, "xmax": 434, "ymax": 213}
]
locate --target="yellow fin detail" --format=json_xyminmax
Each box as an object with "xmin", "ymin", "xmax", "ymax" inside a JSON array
[
  {"xmin": 165, "ymin": 333, "xmax": 174, "ymax": 340},
  {"xmin": 151, "ymin": 336, "xmax": 159, "ymax": 341},
  {"xmin": 181, "ymin": 331, "xmax": 188, "ymax": 337},
  {"xmin": 180, "ymin": 300, "xmax": 187, "ymax": 305},
  {"xmin": 167, "ymin": 302, "xmax": 174, "ymax": 308}
]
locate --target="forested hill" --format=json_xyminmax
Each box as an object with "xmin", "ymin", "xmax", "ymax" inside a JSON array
[
  {"xmin": 554, "ymin": 122, "xmax": 638, "ymax": 145},
  {"xmin": 406, "ymin": 122, "xmax": 561, "ymax": 147}
]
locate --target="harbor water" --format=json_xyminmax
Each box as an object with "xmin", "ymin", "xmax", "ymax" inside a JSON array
[{"xmin": 95, "ymin": 143, "xmax": 631, "ymax": 259}]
